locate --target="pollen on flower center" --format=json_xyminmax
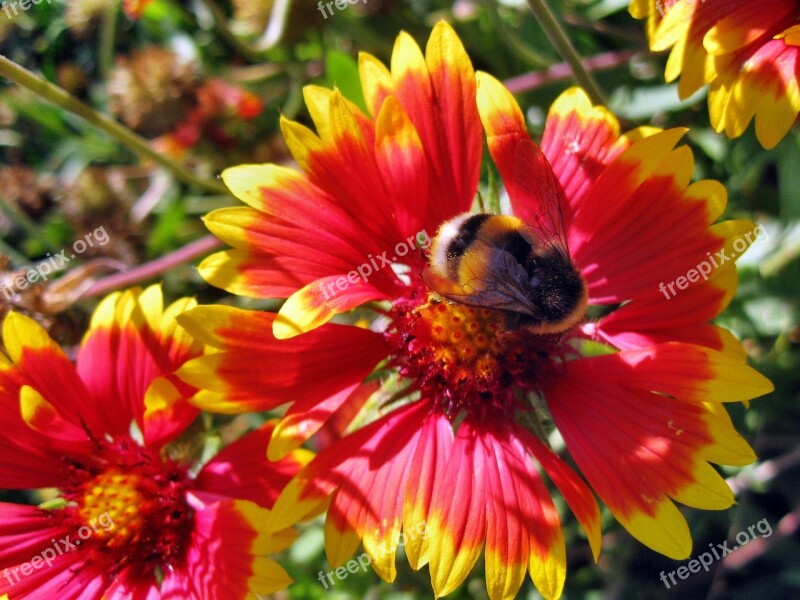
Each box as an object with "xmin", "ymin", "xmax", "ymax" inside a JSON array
[
  {"xmin": 417, "ymin": 301, "xmax": 506, "ymax": 381},
  {"xmin": 64, "ymin": 440, "xmax": 195, "ymax": 569},
  {"xmin": 78, "ymin": 469, "xmax": 146, "ymax": 547},
  {"xmin": 387, "ymin": 292, "xmax": 558, "ymax": 418}
]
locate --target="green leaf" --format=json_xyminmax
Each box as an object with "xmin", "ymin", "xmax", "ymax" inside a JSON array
[
  {"xmin": 608, "ymin": 84, "xmax": 706, "ymax": 120},
  {"xmin": 147, "ymin": 196, "xmax": 186, "ymax": 257},
  {"xmin": 776, "ymin": 134, "xmax": 800, "ymax": 219},
  {"xmin": 325, "ymin": 49, "xmax": 367, "ymax": 114}
]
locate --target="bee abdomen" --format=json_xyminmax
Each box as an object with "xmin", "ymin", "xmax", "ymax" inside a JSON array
[
  {"xmin": 438, "ymin": 213, "xmax": 490, "ymax": 279},
  {"xmin": 445, "ymin": 213, "xmax": 490, "ymax": 259}
]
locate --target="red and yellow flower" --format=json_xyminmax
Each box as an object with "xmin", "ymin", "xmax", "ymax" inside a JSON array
[
  {"xmin": 123, "ymin": 0, "xmax": 155, "ymax": 19},
  {"xmin": 182, "ymin": 22, "xmax": 773, "ymax": 600},
  {"xmin": 0, "ymin": 286, "xmax": 307, "ymax": 599},
  {"xmin": 630, "ymin": 0, "xmax": 800, "ymax": 148}
]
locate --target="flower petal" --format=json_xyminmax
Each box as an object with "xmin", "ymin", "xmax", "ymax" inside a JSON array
[
  {"xmin": 3, "ymin": 312, "xmax": 100, "ymax": 438},
  {"xmin": 76, "ymin": 286, "xmax": 202, "ymax": 445},
  {"xmin": 269, "ymin": 401, "xmax": 431, "ymax": 573},
  {"xmin": 374, "ymin": 95, "xmax": 430, "ymax": 236},
  {"xmin": 540, "ymin": 87, "xmax": 627, "ymax": 213},
  {"xmin": 476, "ymin": 72, "xmax": 569, "ymax": 244},
  {"xmin": 195, "ymin": 420, "xmax": 312, "ymax": 510},
  {"xmin": 269, "ymin": 381, "xmax": 378, "ymax": 461},
  {"xmin": 0, "ymin": 505, "xmax": 105, "ymax": 599},
  {"xmin": 545, "ymin": 344, "xmax": 769, "ymax": 558},
  {"xmin": 595, "ymin": 263, "xmax": 745, "ymax": 357},
  {"xmin": 479, "ymin": 423, "xmax": 567, "ymax": 600},
  {"xmin": 423, "ymin": 21, "xmax": 482, "ymax": 221},
  {"xmin": 427, "ymin": 421, "xmax": 487, "ymax": 597},
  {"xmin": 359, "ymin": 51, "xmax": 394, "ymax": 118},
  {"xmin": 273, "ymin": 277, "xmax": 387, "ymax": 339},
  {"xmin": 182, "ymin": 499, "xmax": 295, "ymax": 598},
  {"xmin": 0, "ymin": 360, "xmax": 72, "ymax": 488},
  {"xmin": 645, "ymin": 0, "xmax": 800, "ymax": 146},
  {"xmin": 515, "ymin": 426, "xmax": 602, "ymax": 562},
  {"xmin": 176, "ymin": 306, "xmax": 388, "ymax": 443}
]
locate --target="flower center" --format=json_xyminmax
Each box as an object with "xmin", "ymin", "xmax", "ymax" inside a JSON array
[
  {"xmin": 78, "ymin": 469, "xmax": 146, "ymax": 548},
  {"xmin": 387, "ymin": 291, "xmax": 563, "ymax": 418},
  {"xmin": 64, "ymin": 439, "xmax": 195, "ymax": 571}
]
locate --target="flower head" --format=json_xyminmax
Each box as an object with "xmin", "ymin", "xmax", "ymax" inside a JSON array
[
  {"xmin": 631, "ymin": 0, "xmax": 800, "ymax": 148},
  {"xmin": 123, "ymin": 0, "xmax": 155, "ymax": 19},
  {"xmin": 0, "ymin": 286, "xmax": 307, "ymax": 599},
  {"xmin": 184, "ymin": 22, "xmax": 773, "ymax": 600}
]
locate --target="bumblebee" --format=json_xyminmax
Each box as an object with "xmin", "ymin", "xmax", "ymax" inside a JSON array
[{"xmin": 423, "ymin": 212, "xmax": 587, "ymax": 334}]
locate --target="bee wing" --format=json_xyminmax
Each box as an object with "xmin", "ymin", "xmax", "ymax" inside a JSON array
[
  {"xmin": 512, "ymin": 139, "xmax": 571, "ymax": 257},
  {"xmin": 423, "ymin": 250, "xmax": 542, "ymax": 317}
]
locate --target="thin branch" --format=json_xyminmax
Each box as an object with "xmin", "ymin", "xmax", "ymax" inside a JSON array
[
  {"xmin": 98, "ymin": 1, "xmax": 118, "ymax": 83},
  {"xmin": 503, "ymin": 49, "xmax": 638, "ymax": 95},
  {"xmin": 81, "ymin": 235, "xmax": 223, "ymax": 300}
]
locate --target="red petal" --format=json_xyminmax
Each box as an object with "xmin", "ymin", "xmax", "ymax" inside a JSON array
[
  {"xmin": 0, "ymin": 505, "xmax": 105, "ymax": 599},
  {"xmin": 195, "ymin": 421, "xmax": 310, "ymax": 510},
  {"xmin": 177, "ymin": 306, "xmax": 389, "ymax": 420},
  {"xmin": 391, "ymin": 23, "xmax": 481, "ymax": 226},
  {"xmin": 540, "ymin": 87, "xmax": 626, "ymax": 216},
  {"xmin": 595, "ymin": 263, "xmax": 743, "ymax": 356},
  {"xmin": 427, "ymin": 420, "xmax": 488, "ymax": 597}
]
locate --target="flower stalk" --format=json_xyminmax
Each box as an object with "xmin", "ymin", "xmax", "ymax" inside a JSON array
[{"xmin": 525, "ymin": 0, "xmax": 607, "ymax": 104}]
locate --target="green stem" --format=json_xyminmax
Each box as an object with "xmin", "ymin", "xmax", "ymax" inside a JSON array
[
  {"xmin": 525, "ymin": 0, "xmax": 607, "ymax": 105},
  {"xmin": 0, "ymin": 56, "xmax": 228, "ymax": 195},
  {"xmin": 281, "ymin": 66, "xmax": 305, "ymax": 120},
  {"xmin": 760, "ymin": 235, "xmax": 800, "ymax": 277},
  {"xmin": 98, "ymin": 1, "xmax": 118, "ymax": 83}
]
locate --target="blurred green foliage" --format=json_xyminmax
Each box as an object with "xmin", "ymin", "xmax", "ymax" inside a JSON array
[{"xmin": 0, "ymin": 1, "xmax": 798, "ymax": 599}]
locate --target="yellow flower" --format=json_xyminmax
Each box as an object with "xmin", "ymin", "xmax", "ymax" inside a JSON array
[{"xmin": 631, "ymin": 0, "xmax": 800, "ymax": 148}]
